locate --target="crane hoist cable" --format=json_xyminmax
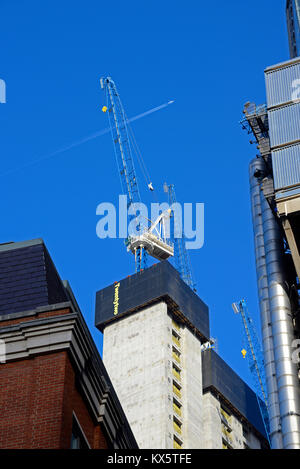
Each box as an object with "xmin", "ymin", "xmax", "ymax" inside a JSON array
[{"xmin": 124, "ymin": 109, "xmax": 159, "ymax": 202}]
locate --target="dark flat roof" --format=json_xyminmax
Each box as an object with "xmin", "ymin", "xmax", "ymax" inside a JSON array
[
  {"xmin": 95, "ymin": 260, "xmax": 210, "ymax": 341},
  {"xmin": 202, "ymin": 349, "xmax": 267, "ymax": 439}
]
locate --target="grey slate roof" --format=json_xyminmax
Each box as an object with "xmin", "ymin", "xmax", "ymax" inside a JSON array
[{"xmin": 0, "ymin": 239, "xmax": 68, "ymax": 316}]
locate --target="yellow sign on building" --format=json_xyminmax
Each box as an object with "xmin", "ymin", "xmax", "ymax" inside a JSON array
[{"xmin": 113, "ymin": 282, "xmax": 120, "ymax": 316}]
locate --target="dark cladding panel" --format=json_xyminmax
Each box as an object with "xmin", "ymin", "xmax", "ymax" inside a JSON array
[
  {"xmin": 95, "ymin": 261, "xmax": 210, "ymax": 340},
  {"xmin": 202, "ymin": 349, "xmax": 267, "ymax": 438}
]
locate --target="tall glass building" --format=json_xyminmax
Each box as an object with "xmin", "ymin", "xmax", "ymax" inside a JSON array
[{"xmin": 286, "ymin": 0, "xmax": 300, "ymax": 57}]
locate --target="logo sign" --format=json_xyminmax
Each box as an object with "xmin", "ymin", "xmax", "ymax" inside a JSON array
[
  {"xmin": 96, "ymin": 195, "xmax": 205, "ymax": 251},
  {"xmin": 113, "ymin": 282, "xmax": 120, "ymax": 316}
]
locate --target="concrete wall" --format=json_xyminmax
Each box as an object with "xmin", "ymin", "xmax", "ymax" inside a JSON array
[
  {"xmin": 201, "ymin": 391, "xmax": 264, "ymax": 449},
  {"xmin": 103, "ymin": 302, "xmax": 171, "ymax": 449},
  {"xmin": 181, "ymin": 326, "xmax": 203, "ymax": 448},
  {"xmin": 103, "ymin": 302, "xmax": 204, "ymax": 449},
  {"xmin": 228, "ymin": 410, "xmax": 263, "ymax": 449},
  {"xmin": 245, "ymin": 429, "xmax": 263, "ymax": 449},
  {"xmin": 201, "ymin": 393, "xmax": 223, "ymax": 449}
]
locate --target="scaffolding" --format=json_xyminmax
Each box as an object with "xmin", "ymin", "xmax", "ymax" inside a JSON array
[{"xmin": 241, "ymin": 102, "xmax": 270, "ymax": 160}]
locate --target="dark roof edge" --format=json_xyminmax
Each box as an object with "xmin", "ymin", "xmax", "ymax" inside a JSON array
[
  {"xmin": 0, "ymin": 238, "xmax": 44, "ymax": 253},
  {"xmin": 0, "ymin": 301, "xmax": 72, "ymax": 323},
  {"xmin": 98, "ymin": 295, "xmax": 210, "ymax": 343}
]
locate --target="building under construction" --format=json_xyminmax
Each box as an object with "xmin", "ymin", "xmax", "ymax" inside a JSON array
[
  {"xmin": 95, "ymin": 261, "xmax": 268, "ymax": 449},
  {"xmin": 96, "ymin": 43, "xmax": 269, "ymax": 452},
  {"xmin": 241, "ymin": 2, "xmax": 300, "ymax": 449}
]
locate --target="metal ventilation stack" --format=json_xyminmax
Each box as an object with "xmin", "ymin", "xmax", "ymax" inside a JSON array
[
  {"xmin": 265, "ymin": 58, "xmax": 300, "ymax": 280},
  {"xmin": 242, "ymin": 56, "xmax": 300, "ymax": 449}
]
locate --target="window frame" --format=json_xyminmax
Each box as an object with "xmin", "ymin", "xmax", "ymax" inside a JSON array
[{"xmin": 70, "ymin": 412, "xmax": 91, "ymax": 449}]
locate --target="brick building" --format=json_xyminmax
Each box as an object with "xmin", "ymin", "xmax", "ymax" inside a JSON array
[{"xmin": 0, "ymin": 239, "xmax": 137, "ymax": 449}]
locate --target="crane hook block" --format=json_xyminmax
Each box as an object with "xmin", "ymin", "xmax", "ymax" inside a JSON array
[{"xmin": 102, "ymin": 106, "xmax": 108, "ymax": 113}]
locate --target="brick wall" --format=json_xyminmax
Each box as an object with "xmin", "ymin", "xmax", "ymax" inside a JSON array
[
  {"xmin": 60, "ymin": 352, "xmax": 108, "ymax": 449},
  {"xmin": 0, "ymin": 317, "xmax": 109, "ymax": 449},
  {"xmin": 0, "ymin": 307, "xmax": 71, "ymax": 328},
  {"xmin": 0, "ymin": 351, "xmax": 67, "ymax": 448}
]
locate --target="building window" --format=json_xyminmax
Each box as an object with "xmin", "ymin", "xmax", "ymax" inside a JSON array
[
  {"xmin": 172, "ymin": 330, "xmax": 181, "ymax": 348},
  {"xmin": 222, "ymin": 423, "xmax": 233, "ymax": 446},
  {"xmin": 173, "ymin": 435, "xmax": 183, "ymax": 449},
  {"xmin": 173, "ymin": 398, "xmax": 182, "ymax": 417},
  {"xmin": 173, "ymin": 380, "xmax": 182, "ymax": 399},
  {"xmin": 220, "ymin": 404, "xmax": 232, "ymax": 430},
  {"xmin": 172, "ymin": 347, "xmax": 181, "ymax": 364},
  {"xmin": 220, "ymin": 403, "xmax": 231, "ymax": 417},
  {"xmin": 222, "ymin": 439, "xmax": 232, "ymax": 450},
  {"xmin": 172, "ymin": 319, "xmax": 181, "ymax": 333},
  {"xmin": 173, "ymin": 416, "xmax": 182, "ymax": 435},
  {"xmin": 70, "ymin": 414, "xmax": 90, "ymax": 449},
  {"xmin": 171, "ymin": 318, "xmax": 184, "ymax": 449},
  {"xmin": 172, "ymin": 363, "xmax": 181, "ymax": 381}
]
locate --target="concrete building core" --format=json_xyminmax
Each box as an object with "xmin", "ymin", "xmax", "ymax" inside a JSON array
[{"xmin": 95, "ymin": 261, "xmax": 269, "ymax": 449}]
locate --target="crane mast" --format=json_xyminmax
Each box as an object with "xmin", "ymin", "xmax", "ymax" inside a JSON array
[
  {"xmin": 165, "ymin": 183, "xmax": 196, "ymax": 291},
  {"xmin": 232, "ymin": 299, "xmax": 271, "ymax": 445},
  {"xmin": 100, "ymin": 76, "xmax": 146, "ymax": 271}
]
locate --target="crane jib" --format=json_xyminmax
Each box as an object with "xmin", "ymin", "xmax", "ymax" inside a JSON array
[{"xmin": 101, "ymin": 77, "xmax": 145, "ymax": 272}]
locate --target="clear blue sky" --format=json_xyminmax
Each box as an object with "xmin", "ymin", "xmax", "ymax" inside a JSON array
[{"xmin": 0, "ymin": 1, "xmax": 289, "ymax": 390}]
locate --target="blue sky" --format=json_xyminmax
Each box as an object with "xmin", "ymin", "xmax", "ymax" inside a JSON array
[{"xmin": 0, "ymin": 1, "xmax": 290, "ymax": 390}]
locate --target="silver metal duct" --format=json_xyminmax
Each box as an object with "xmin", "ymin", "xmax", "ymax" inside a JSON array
[
  {"xmin": 249, "ymin": 157, "xmax": 283, "ymax": 449},
  {"xmin": 260, "ymin": 176, "xmax": 300, "ymax": 449}
]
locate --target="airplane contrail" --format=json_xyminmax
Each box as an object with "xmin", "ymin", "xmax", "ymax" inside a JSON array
[
  {"xmin": 0, "ymin": 100, "xmax": 175, "ymax": 177},
  {"xmin": 128, "ymin": 100, "xmax": 174, "ymax": 123}
]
